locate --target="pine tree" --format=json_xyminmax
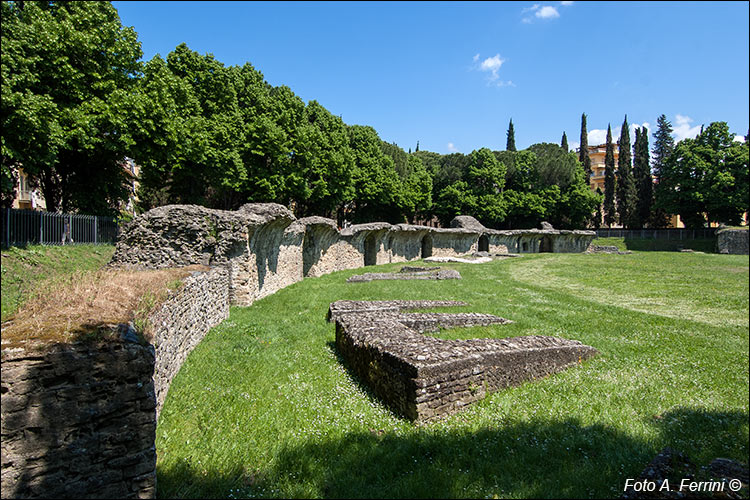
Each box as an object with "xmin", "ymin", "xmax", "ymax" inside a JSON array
[
  {"xmin": 579, "ymin": 113, "xmax": 592, "ymax": 183},
  {"xmin": 650, "ymin": 114, "xmax": 675, "ymax": 227},
  {"xmin": 561, "ymin": 132, "xmax": 568, "ymax": 152},
  {"xmin": 506, "ymin": 119, "xmax": 516, "ymax": 152},
  {"xmin": 633, "ymin": 127, "xmax": 653, "ymax": 228},
  {"xmin": 415, "ymin": 140, "xmax": 420, "ymax": 152},
  {"xmin": 603, "ymin": 125, "xmax": 617, "ymax": 227},
  {"xmin": 651, "ymin": 114, "xmax": 674, "ymax": 183},
  {"xmin": 616, "ymin": 115, "xmax": 637, "ymax": 227}
]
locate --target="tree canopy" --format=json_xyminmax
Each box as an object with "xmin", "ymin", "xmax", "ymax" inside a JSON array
[
  {"xmin": 1, "ymin": 0, "xmax": 143, "ymax": 214},
  {"xmin": 656, "ymin": 122, "xmax": 748, "ymax": 227}
]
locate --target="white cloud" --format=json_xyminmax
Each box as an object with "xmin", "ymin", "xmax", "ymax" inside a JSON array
[
  {"xmin": 734, "ymin": 135, "xmax": 746, "ymax": 143},
  {"xmin": 672, "ymin": 114, "xmax": 702, "ymax": 142},
  {"xmin": 472, "ymin": 53, "xmax": 514, "ymax": 87},
  {"xmin": 522, "ymin": 2, "xmax": 571, "ymax": 23},
  {"xmin": 480, "ymin": 54, "xmax": 505, "ymax": 80},
  {"xmin": 536, "ymin": 6, "xmax": 560, "ymax": 18},
  {"xmin": 587, "ymin": 129, "xmax": 609, "ymax": 146},
  {"xmin": 447, "ymin": 142, "xmax": 459, "ymax": 153},
  {"xmin": 586, "ymin": 121, "xmax": 650, "ymax": 148}
]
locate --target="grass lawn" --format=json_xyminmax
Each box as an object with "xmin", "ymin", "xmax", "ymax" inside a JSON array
[
  {"xmin": 1, "ymin": 244, "xmax": 115, "ymax": 322},
  {"xmin": 155, "ymin": 251, "xmax": 749, "ymax": 499}
]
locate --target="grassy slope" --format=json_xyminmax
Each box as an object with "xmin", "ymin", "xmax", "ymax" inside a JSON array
[
  {"xmin": 1, "ymin": 244, "xmax": 115, "ymax": 321},
  {"xmin": 156, "ymin": 252, "xmax": 749, "ymax": 499}
]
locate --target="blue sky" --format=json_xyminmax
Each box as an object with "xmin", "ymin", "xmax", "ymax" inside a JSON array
[{"xmin": 113, "ymin": 1, "xmax": 749, "ymax": 154}]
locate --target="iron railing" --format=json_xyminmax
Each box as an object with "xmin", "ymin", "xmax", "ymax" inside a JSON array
[
  {"xmin": 1, "ymin": 208, "xmax": 118, "ymax": 247},
  {"xmin": 594, "ymin": 228, "xmax": 718, "ymax": 240}
]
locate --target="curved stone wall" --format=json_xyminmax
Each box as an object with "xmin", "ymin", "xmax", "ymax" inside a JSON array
[{"xmin": 111, "ymin": 204, "xmax": 596, "ymax": 305}]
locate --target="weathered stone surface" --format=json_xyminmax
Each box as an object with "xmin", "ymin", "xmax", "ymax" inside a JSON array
[
  {"xmin": 424, "ymin": 256, "xmax": 493, "ymax": 264},
  {"xmin": 329, "ymin": 300, "xmax": 598, "ymax": 422},
  {"xmin": 111, "ymin": 204, "xmax": 596, "ymax": 303},
  {"xmin": 1, "ymin": 342, "xmax": 156, "ymax": 499},
  {"xmin": 450, "ymin": 215, "xmax": 486, "ymax": 231},
  {"xmin": 717, "ymin": 228, "xmax": 749, "ymax": 255},
  {"xmin": 586, "ymin": 245, "xmax": 632, "ymax": 255},
  {"xmin": 150, "ymin": 266, "xmax": 230, "ymax": 417},
  {"xmin": 346, "ymin": 268, "xmax": 461, "ymax": 282}
]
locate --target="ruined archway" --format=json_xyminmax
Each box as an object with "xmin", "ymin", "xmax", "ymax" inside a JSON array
[
  {"xmin": 478, "ymin": 234, "xmax": 489, "ymax": 252},
  {"xmin": 421, "ymin": 234, "xmax": 433, "ymax": 258},
  {"xmin": 364, "ymin": 232, "xmax": 379, "ymax": 266},
  {"xmin": 540, "ymin": 236, "xmax": 552, "ymax": 253}
]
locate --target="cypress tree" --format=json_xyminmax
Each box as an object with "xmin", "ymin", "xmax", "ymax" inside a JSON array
[
  {"xmin": 579, "ymin": 113, "xmax": 592, "ymax": 184},
  {"xmin": 633, "ymin": 126, "xmax": 653, "ymax": 228},
  {"xmin": 506, "ymin": 119, "xmax": 516, "ymax": 152},
  {"xmin": 603, "ymin": 125, "xmax": 617, "ymax": 227},
  {"xmin": 561, "ymin": 132, "xmax": 569, "ymax": 152},
  {"xmin": 594, "ymin": 187, "xmax": 603, "ymax": 229},
  {"xmin": 415, "ymin": 140, "xmax": 420, "ymax": 152},
  {"xmin": 616, "ymin": 115, "xmax": 637, "ymax": 227}
]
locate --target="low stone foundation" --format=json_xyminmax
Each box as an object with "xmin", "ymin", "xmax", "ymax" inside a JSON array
[
  {"xmin": 346, "ymin": 266, "xmax": 461, "ymax": 282},
  {"xmin": 1, "ymin": 341, "xmax": 157, "ymax": 499},
  {"xmin": 329, "ymin": 300, "xmax": 598, "ymax": 422},
  {"xmin": 717, "ymin": 228, "xmax": 749, "ymax": 255}
]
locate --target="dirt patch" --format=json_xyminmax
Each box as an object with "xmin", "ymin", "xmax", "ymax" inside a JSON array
[{"xmin": 1, "ymin": 265, "xmax": 207, "ymax": 350}]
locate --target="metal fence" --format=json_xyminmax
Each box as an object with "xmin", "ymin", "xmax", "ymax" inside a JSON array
[
  {"xmin": 1, "ymin": 208, "xmax": 118, "ymax": 248},
  {"xmin": 594, "ymin": 228, "xmax": 718, "ymax": 240}
]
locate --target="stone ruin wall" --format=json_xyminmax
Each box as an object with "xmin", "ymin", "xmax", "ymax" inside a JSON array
[
  {"xmin": 717, "ymin": 228, "xmax": 749, "ymax": 255},
  {"xmin": 1, "ymin": 205, "xmax": 596, "ymax": 498},
  {"xmin": 150, "ymin": 266, "xmax": 230, "ymax": 417},
  {"xmin": 1, "ymin": 342, "xmax": 157, "ymax": 499},
  {"xmin": 110, "ymin": 205, "xmax": 596, "ymax": 306}
]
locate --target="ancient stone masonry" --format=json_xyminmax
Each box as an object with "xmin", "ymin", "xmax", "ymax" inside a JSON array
[
  {"xmin": 346, "ymin": 266, "xmax": 461, "ymax": 282},
  {"xmin": 1, "ymin": 341, "xmax": 157, "ymax": 499},
  {"xmin": 149, "ymin": 266, "xmax": 230, "ymax": 418},
  {"xmin": 112, "ymin": 205, "xmax": 596, "ymax": 306},
  {"xmin": 329, "ymin": 300, "xmax": 599, "ymax": 422},
  {"xmin": 717, "ymin": 228, "xmax": 749, "ymax": 255}
]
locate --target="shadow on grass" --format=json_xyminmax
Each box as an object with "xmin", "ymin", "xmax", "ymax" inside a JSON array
[{"xmin": 156, "ymin": 408, "xmax": 748, "ymax": 499}]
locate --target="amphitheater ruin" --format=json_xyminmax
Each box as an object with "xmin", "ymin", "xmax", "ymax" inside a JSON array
[{"xmin": 1, "ymin": 203, "xmax": 598, "ymax": 498}]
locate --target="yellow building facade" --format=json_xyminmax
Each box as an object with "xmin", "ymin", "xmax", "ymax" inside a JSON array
[{"xmin": 586, "ymin": 143, "xmax": 618, "ymax": 192}]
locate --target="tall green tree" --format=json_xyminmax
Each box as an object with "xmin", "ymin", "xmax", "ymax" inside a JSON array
[
  {"xmin": 465, "ymin": 147, "xmax": 506, "ymax": 225},
  {"xmin": 1, "ymin": 1, "xmax": 143, "ymax": 214},
  {"xmin": 616, "ymin": 115, "xmax": 637, "ymax": 227},
  {"xmin": 656, "ymin": 122, "xmax": 748, "ymax": 227},
  {"xmin": 603, "ymin": 125, "xmax": 617, "ymax": 227},
  {"xmin": 652, "ymin": 114, "xmax": 675, "ymax": 182},
  {"xmin": 594, "ymin": 187, "xmax": 603, "ymax": 229},
  {"xmin": 648, "ymin": 114, "xmax": 676, "ymax": 227},
  {"xmin": 579, "ymin": 113, "xmax": 592, "ymax": 182},
  {"xmin": 561, "ymin": 132, "xmax": 569, "ymax": 152},
  {"xmin": 633, "ymin": 127, "xmax": 653, "ymax": 228},
  {"xmin": 506, "ymin": 119, "xmax": 516, "ymax": 152}
]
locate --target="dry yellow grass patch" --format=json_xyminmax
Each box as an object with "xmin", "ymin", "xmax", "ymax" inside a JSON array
[{"xmin": 1, "ymin": 266, "xmax": 208, "ymax": 350}]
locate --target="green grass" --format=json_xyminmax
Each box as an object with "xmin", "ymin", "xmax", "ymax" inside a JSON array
[
  {"xmin": 0, "ymin": 244, "xmax": 115, "ymax": 321},
  {"xmin": 155, "ymin": 252, "xmax": 749, "ymax": 499}
]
